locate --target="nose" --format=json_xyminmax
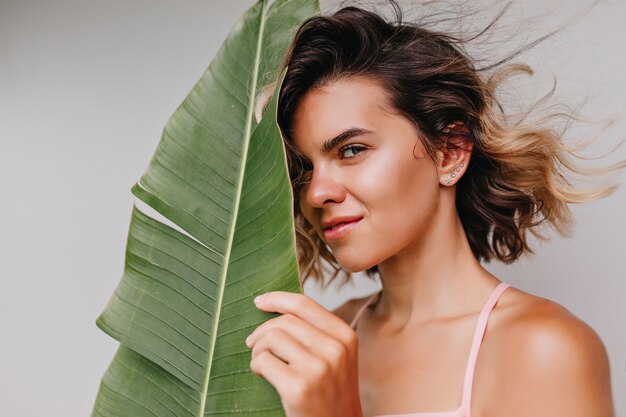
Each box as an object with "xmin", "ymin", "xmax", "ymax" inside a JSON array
[{"xmin": 304, "ymin": 167, "xmax": 346, "ymax": 208}]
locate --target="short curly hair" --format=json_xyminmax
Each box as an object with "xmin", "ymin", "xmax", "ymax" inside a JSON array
[{"xmin": 255, "ymin": 1, "xmax": 622, "ymax": 288}]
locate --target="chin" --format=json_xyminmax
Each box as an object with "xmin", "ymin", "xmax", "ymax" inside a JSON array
[{"xmin": 334, "ymin": 251, "xmax": 379, "ymax": 273}]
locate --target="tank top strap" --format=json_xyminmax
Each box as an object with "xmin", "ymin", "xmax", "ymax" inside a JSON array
[
  {"xmin": 460, "ymin": 282, "xmax": 510, "ymax": 412},
  {"xmin": 350, "ymin": 291, "xmax": 381, "ymax": 329}
]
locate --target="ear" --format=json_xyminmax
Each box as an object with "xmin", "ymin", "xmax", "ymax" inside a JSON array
[{"xmin": 435, "ymin": 121, "xmax": 474, "ymax": 186}]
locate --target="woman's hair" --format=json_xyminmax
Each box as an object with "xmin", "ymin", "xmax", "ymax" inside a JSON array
[{"xmin": 255, "ymin": 1, "xmax": 623, "ymax": 288}]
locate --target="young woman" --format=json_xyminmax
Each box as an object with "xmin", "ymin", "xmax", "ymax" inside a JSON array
[{"xmin": 245, "ymin": 3, "xmax": 617, "ymax": 416}]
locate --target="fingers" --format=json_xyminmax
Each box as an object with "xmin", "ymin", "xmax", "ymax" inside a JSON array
[
  {"xmin": 251, "ymin": 327, "xmax": 312, "ymax": 369},
  {"xmin": 246, "ymin": 293, "xmax": 362, "ymax": 415},
  {"xmin": 247, "ymin": 313, "xmax": 352, "ymax": 368},
  {"xmin": 249, "ymin": 349, "xmax": 303, "ymax": 401},
  {"xmin": 246, "ymin": 313, "xmax": 326, "ymax": 350},
  {"xmin": 253, "ymin": 292, "xmax": 357, "ymax": 348},
  {"xmin": 249, "ymin": 328, "xmax": 326, "ymax": 405}
]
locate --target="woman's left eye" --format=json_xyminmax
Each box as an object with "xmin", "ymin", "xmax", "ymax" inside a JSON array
[{"xmin": 339, "ymin": 144, "xmax": 367, "ymax": 160}]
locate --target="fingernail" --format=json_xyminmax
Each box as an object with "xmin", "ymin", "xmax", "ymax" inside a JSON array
[
  {"xmin": 245, "ymin": 335, "xmax": 252, "ymax": 347},
  {"xmin": 254, "ymin": 294, "xmax": 266, "ymax": 305}
]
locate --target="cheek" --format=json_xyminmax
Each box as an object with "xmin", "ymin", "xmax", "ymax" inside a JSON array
[
  {"xmin": 358, "ymin": 150, "xmax": 436, "ymax": 204},
  {"xmin": 358, "ymin": 151, "xmax": 439, "ymax": 235}
]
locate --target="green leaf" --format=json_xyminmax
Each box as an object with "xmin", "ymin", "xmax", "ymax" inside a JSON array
[{"xmin": 91, "ymin": 0, "xmax": 320, "ymax": 416}]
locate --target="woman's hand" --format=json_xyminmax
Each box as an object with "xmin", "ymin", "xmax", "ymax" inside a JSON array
[{"xmin": 245, "ymin": 291, "xmax": 364, "ymax": 417}]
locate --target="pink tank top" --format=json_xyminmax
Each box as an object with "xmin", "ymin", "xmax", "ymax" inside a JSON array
[{"xmin": 349, "ymin": 282, "xmax": 511, "ymax": 417}]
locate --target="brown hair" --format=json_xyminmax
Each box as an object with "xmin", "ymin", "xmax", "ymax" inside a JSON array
[{"xmin": 255, "ymin": 1, "xmax": 624, "ymax": 287}]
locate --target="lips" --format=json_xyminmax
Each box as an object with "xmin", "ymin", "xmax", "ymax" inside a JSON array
[{"xmin": 321, "ymin": 216, "xmax": 363, "ymax": 241}]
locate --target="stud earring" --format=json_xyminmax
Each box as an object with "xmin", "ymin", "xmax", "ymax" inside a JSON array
[{"xmin": 443, "ymin": 162, "xmax": 465, "ymax": 186}]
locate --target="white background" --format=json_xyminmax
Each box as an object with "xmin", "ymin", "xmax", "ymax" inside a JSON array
[{"xmin": 1, "ymin": 1, "xmax": 624, "ymax": 416}]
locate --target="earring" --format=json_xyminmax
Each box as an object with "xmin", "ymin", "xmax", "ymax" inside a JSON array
[{"xmin": 443, "ymin": 162, "xmax": 465, "ymax": 186}]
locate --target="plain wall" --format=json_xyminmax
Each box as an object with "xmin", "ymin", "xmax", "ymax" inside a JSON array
[{"xmin": 1, "ymin": 1, "xmax": 624, "ymax": 416}]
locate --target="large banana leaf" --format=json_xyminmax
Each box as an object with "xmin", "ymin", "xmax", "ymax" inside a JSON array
[{"xmin": 91, "ymin": 0, "xmax": 320, "ymax": 416}]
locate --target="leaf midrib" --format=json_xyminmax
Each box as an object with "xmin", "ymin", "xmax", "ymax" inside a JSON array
[{"xmin": 197, "ymin": 1, "xmax": 268, "ymax": 416}]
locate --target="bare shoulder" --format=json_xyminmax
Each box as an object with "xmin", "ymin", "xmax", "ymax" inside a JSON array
[
  {"xmin": 331, "ymin": 293, "xmax": 377, "ymax": 325},
  {"xmin": 496, "ymin": 286, "xmax": 607, "ymax": 352},
  {"xmin": 485, "ymin": 286, "xmax": 614, "ymax": 416}
]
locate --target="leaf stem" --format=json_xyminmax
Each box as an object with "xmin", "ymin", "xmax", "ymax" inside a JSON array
[{"xmin": 197, "ymin": 1, "xmax": 268, "ymax": 416}]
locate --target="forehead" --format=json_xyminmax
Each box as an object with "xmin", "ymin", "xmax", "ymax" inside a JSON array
[{"xmin": 290, "ymin": 76, "xmax": 396, "ymax": 154}]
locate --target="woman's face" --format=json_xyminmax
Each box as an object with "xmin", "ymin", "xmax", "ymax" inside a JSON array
[{"xmin": 291, "ymin": 76, "xmax": 442, "ymax": 272}]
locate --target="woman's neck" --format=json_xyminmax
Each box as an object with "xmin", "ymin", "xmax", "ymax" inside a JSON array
[{"xmin": 375, "ymin": 208, "xmax": 500, "ymax": 330}]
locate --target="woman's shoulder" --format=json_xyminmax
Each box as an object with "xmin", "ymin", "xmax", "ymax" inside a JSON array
[
  {"xmin": 485, "ymin": 286, "xmax": 614, "ymax": 414},
  {"xmin": 496, "ymin": 286, "xmax": 607, "ymax": 354}
]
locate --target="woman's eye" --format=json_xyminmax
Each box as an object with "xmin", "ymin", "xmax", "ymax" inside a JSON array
[{"xmin": 339, "ymin": 144, "xmax": 367, "ymax": 160}]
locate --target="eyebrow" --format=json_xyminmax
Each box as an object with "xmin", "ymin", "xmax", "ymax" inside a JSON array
[{"xmin": 321, "ymin": 127, "xmax": 373, "ymax": 154}]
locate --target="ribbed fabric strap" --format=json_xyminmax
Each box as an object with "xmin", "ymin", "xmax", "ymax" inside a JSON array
[{"xmin": 460, "ymin": 282, "xmax": 510, "ymax": 412}]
